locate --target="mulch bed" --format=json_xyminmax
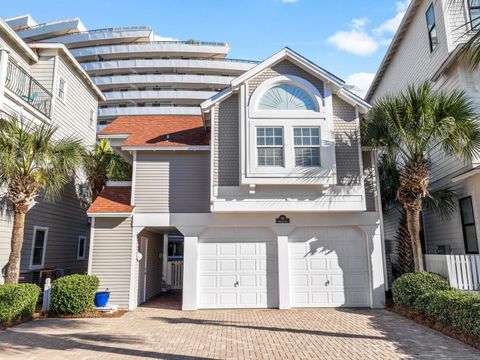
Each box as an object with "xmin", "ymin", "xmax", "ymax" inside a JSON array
[
  {"xmin": 0, "ymin": 307, "xmax": 127, "ymax": 330},
  {"xmin": 387, "ymin": 304, "xmax": 480, "ymax": 350}
]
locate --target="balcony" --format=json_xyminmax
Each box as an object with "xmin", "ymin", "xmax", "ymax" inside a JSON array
[
  {"xmin": 98, "ymin": 105, "xmax": 201, "ymax": 118},
  {"xmin": 103, "ymin": 89, "xmax": 217, "ymax": 102},
  {"xmin": 5, "ymin": 61, "xmax": 53, "ymax": 118}
]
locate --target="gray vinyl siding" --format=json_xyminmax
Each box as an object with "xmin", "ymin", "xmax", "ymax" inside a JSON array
[
  {"xmin": 213, "ymin": 94, "xmax": 239, "ymax": 186},
  {"xmin": 362, "ymin": 151, "xmax": 376, "ymax": 212},
  {"xmin": 20, "ymin": 182, "xmax": 90, "ymax": 274},
  {"xmin": 50, "ymin": 56, "xmax": 98, "ymax": 146},
  {"xmin": 29, "ymin": 55, "xmax": 55, "ymax": 93},
  {"xmin": 383, "ymin": 207, "xmax": 402, "ymax": 286},
  {"xmin": 134, "ymin": 151, "xmax": 210, "ymax": 213},
  {"xmin": 91, "ymin": 217, "xmax": 133, "ymax": 309},
  {"xmin": 332, "ymin": 96, "xmax": 361, "ymax": 185},
  {"xmin": 139, "ymin": 229, "xmax": 163, "ymax": 300}
]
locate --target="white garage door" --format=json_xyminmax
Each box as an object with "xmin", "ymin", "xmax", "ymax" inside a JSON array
[
  {"xmin": 198, "ymin": 228, "xmax": 278, "ymax": 309},
  {"xmin": 289, "ymin": 227, "xmax": 370, "ymax": 307}
]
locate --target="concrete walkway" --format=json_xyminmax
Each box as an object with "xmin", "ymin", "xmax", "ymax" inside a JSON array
[{"xmin": 0, "ymin": 295, "xmax": 479, "ymax": 359}]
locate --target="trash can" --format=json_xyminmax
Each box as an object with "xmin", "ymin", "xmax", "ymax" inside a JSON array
[{"xmin": 94, "ymin": 291, "xmax": 110, "ymax": 307}]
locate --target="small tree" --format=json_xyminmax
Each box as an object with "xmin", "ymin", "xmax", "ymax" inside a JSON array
[
  {"xmin": 0, "ymin": 118, "xmax": 83, "ymax": 283},
  {"xmin": 83, "ymin": 138, "xmax": 131, "ymax": 202},
  {"xmin": 365, "ymin": 83, "xmax": 480, "ymax": 271}
]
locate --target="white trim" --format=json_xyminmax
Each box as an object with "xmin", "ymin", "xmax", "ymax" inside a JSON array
[
  {"xmin": 452, "ymin": 167, "xmax": 480, "ymax": 182},
  {"xmin": 138, "ymin": 236, "xmax": 148, "ymax": 304},
  {"xmin": 121, "ymin": 145, "xmax": 210, "ymax": 151},
  {"xmin": 0, "ymin": 19, "xmax": 38, "ymax": 61},
  {"xmin": 88, "ymin": 211, "xmax": 134, "ymax": 217},
  {"xmin": 106, "ymin": 181, "xmax": 132, "ymax": 187},
  {"xmin": 131, "ymin": 150, "xmax": 137, "ymax": 205},
  {"xmin": 77, "ymin": 235, "xmax": 87, "ymax": 260},
  {"xmin": 57, "ymin": 76, "xmax": 67, "ymax": 103},
  {"xmin": 98, "ymin": 133, "xmax": 130, "ymax": 139},
  {"xmin": 129, "ymin": 227, "xmax": 142, "ymax": 310},
  {"xmin": 29, "ymin": 226, "xmax": 49, "ymax": 270},
  {"xmin": 87, "ymin": 218, "xmax": 95, "ymax": 274}
]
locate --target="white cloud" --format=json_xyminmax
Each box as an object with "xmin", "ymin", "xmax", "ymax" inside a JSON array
[
  {"xmin": 327, "ymin": 28, "xmax": 379, "ymax": 56},
  {"xmin": 373, "ymin": 1, "xmax": 410, "ymax": 36},
  {"xmin": 327, "ymin": 1, "xmax": 410, "ymax": 56},
  {"xmin": 345, "ymin": 72, "xmax": 376, "ymax": 98},
  {"xmin": 282, "ymin": 0, "xmax": 299, "ymax": 3}
]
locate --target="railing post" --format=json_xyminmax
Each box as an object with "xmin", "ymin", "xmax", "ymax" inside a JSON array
[{"xmin": 42, "ymin": 278, "xmax": 51, "ymax": 312}]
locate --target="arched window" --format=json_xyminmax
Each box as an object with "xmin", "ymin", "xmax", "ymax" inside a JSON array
[{"xmin": 258, "ymin": 84, "xmax": 317, "ymax": 111}]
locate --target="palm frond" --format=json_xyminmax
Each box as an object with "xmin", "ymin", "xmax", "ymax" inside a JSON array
[{"xmin": 424, "ymin": 188, "xmax": 458, "ymax": 220}]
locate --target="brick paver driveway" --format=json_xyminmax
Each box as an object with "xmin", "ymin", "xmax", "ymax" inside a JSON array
[{"xmin": 0, "ymin": 294, "xmax": 479, "ymax": 360}]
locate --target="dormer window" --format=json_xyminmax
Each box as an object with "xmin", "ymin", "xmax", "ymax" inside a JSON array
[{"xmin": 258, "ymin": 84, "xmax": 316, "ymax": 111}]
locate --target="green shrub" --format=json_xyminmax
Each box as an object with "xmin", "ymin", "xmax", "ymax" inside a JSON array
[
  {"xmin": 50, "ymin": 274, "xmax": 99, "ymax": 314},
  {"xmin": 0, "ymin": 283, "xmax": 41, "ymax": 323},
  {"xmin": 414, "ymin": 289, "xmax": 480, "ymax": 337},
  {"xmin": 392, "ymin": 272, "xmax": 450, "ymax": 308}
]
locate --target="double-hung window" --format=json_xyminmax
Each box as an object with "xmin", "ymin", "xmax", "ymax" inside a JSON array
[
  {"xmin": 426, "ymin": 4, "xmax": 438, "ymax": 52},
  {"xmin": 58, "ymin": 77, "xmax": 67, "ymax": 101},
  {"xmin": 460, "ymin": 197, "xmax": 479, "ymax": 254},
  {"xmin": 294, "ymin": 127, "xmax": 321, "ymax": 166},
  {"xmin": 256, "ymin": 127, "xmax": 284, "ymax": 166},
  {"xmin": 30, "ymin": 226, "xmax": 48, "ymax": 269},
  {"xmin": 469, "ymin": 0, "xmax": 480, "ymax": 29}
]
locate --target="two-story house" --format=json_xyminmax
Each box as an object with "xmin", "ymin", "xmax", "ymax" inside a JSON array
[
  {"xmin": 87, "ymin": 48, "xmax": 386, "ymax": 310},
  {"xmin": 367, "ymin": 0, "xmax": 480, "ymax": 276},
  {"xmin": 0, "ymin": 19, "xmax": 105, "ymax": 284}
]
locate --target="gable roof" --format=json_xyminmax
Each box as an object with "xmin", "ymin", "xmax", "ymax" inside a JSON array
[
  {"xmin": 87, "ymin": 186, "xmax": 134, "ymax": 216},
  {"xmin": 201, "ymin": 47, "xmax": 371, "ymax": 113},
  {"xmin": 98, "ymin": 115, "xmax": 209, "ymax": 149},
  {"xmin": 365, "ymin": 0, "xmax": 421, "ymax": 102}
]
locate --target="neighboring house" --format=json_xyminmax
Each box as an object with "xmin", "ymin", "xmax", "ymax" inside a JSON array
[
  {"xmin": 87, "ymin": 48, "xmax": 386, "ymax": 311},
  {"xmin": 0, "ymin": 19, "xmax": 105, "ymax": 284},
  {"xmin": 366, "ymin": 0, "xmax": 480, "ymax": 277},
  {"xmin": 5, "ymin": 14, "xmax": 257, "ymax": 128}
]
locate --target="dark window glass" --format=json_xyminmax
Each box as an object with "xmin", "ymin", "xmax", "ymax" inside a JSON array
[
  {"xmin": 32, "ymin": 229, "xmax": 46, "ymax": 266},
  {"xmin": 426, "ymin": 4, "xmax": 439, "ymax": 52},
  {"xmin": 470, "ymin": 0, "xmax": 480, "ymax": 28},
  {"xmin": 460, "ymin": 197, "xmax": 479, "ymax": 254}
]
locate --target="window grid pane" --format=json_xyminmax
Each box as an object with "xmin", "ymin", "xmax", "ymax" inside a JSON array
[
  {"xmin": 257, "ymin": 127, "xmax": 284, "ymax": 167},
  {"xmin": 294, "ymin": 127, "xmax": 321, "ymax": 167},
  {"xmin": 32, "ymin": 230, "xmax": 45, "ymax": 265},
  {"xmin": 460, "ymin": 197, "xmax": 479, "ymax": 254}
]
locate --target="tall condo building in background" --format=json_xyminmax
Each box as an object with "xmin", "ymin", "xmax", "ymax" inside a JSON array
[{"xmin": 6, "ymin": 15, "xmax": 258, "ymax": 128}]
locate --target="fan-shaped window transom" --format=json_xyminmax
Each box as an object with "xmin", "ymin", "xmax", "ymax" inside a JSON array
[{"xmin": 258, "ymin": 84, "xmax": 317, "ymax": 111}]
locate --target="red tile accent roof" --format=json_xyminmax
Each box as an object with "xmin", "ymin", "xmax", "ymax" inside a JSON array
[
  {"xmin": 98, "ymin": 115, "xmax": 209, "ymax": 147},
  {"xmin": 87, "ymin": 186, "xmax": 134, "ymax": 214}
]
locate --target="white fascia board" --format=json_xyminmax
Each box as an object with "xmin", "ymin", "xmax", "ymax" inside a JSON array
[
  {"xmin": 0, "ymin": 19, "xmax": 38, "ymax": 61},
  {"xmin": 337, "ymin": 88, "xmax": 371, "ymax": 113},
  {"xmin": 121, "ymin": 145, "xmax": 210, "ymax": 151},
  {"xmin": 97, "ymin": 133, "xmax": 130, "ymax": 139},
  {"xmin": 28, "ymin": 43, "xmax": 105, "ymax": 101},
  {"xmin": 87, "ymin": 212, "xmax": 133, "ymax": 218},
  {"xmin": 452, "ymin": 167, "xmax": 480, "ymax": 183},
  {"xmin": 200, "ymin": 86, "xmax": 233, "ymax": 112}
]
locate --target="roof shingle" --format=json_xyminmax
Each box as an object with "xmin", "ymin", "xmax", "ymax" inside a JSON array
[
  {"xmin": 98, "ymin": 115, "xmax": 209, "ymax": 147},
  {"xmin": 87, "ymin": 186, "xmax": 134, "ymax": 214}
]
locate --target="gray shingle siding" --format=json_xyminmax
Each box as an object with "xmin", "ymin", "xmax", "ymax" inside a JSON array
[
  {"xmin": 332, "ymin": 96, "xmax": 361, "ymax": 185},
  {"xmin": 214, "ymin": 94, "xmax": 239, "ymax": 186},
  {"xmin": 135, "ymin": 151, "xmax": 210, "ymax": 213},
  {"xmin": 362, "ymin": 151, "xmax": 376, "ymax": 212}
]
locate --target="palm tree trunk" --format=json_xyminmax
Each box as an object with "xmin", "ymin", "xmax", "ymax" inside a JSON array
[
  {"xmin": 405, "ymin": 207, "xmax": 425, "ymax": 272},
  {"xmin": 5, "ymin": 210, "xmax": 27, "ymax": 284},
  {"xmin": 396, "ymin": 211, "xmax": 415, "ymax": 275}
]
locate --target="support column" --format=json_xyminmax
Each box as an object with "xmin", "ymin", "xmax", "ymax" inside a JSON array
[
  {"xmin": 182, "ymin": 235, "xmax": 199, "ymax": 310},
  {"xmin": 361, "ymin": 223, "xmax": 386, "ymax": 308},
  {"xmin": 277, "ymin": 235, "xmax": 291, "ymax": 309}
]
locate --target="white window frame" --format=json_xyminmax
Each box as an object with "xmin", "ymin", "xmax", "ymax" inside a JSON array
[
  {"xmin": 244, "ymin": 75, "xmax": 336, "ymax": 182},
  {"xmin": 29, "ymin": 226, "xmax": 49, "ymax": 270},
  {"xmin": 77, "ymin": 235, "xmax": 87, "ymax": 260},
  {"xmin": 58, "ymin": 77, "xmax": 67, "ymax": 102},
  {"xmin": 293, "ymin": 127, "xmax": 321, "ymax": 167},
  {"xmin": 256, "ymin": 126, "xmax": 285, "ymax": 167}
]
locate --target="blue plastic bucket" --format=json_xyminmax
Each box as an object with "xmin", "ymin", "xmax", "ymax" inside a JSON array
[{"xmin": 94, "ymin": 291, "xmax": 110, "ymax": 307}]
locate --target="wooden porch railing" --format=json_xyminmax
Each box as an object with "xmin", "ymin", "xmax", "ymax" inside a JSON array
[
  {"xmin": 166, "ymin": 260, "xmax": 183, "ymax": 289},
  {"xmin": 425, "ymin": 254, "xmax": 480, "ymax": 291}
]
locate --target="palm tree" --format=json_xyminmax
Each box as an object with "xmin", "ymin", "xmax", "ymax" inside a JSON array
[
  {"xmin": 0, "ymin": 117, "xmax": 84, "ymax": 283},
  {"xmin": 365, "ymin": 82, "xmax": 480, "ymax": 272},
  {"xmin": 378, "ymin": 152, "xmax": 457, "ymax": 275},
  {"xmin": 83, "ymin": 138, "xmax": 131, "ymax": 202}
]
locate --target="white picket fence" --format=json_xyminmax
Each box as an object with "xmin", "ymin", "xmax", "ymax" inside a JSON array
[
  {"xmin": 166, "ymin": 260, "xmax": 183, "ymax": 290},
  {"xmin": 425, "ymin": 254, "xmax": 480, "ymax": 291}
]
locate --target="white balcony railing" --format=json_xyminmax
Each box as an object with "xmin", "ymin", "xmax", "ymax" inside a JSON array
[
  {"xmin": 425, "ymin": 254, "xmax": 480, "ymax": 291},
  {"xmin": 166, "ymin": 260, "xmax": 183, "ymax": 290}
]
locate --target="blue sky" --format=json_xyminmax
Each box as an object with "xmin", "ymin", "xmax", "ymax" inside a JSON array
[{"xmin": 3, "ymin": 0, "xmax": 410, "ymax": 96}]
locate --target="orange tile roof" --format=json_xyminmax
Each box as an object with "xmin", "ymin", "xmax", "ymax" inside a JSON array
[
  {"xmin": 87, "ymin": 186, "xmax": 134, "ymax": 214},
  {"xmin": 98, "ymin": 115, "xmax": 209, "ymax": 147}
]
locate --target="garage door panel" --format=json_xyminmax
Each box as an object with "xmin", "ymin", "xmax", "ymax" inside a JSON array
[
  {"xmin": 290, "ymin": 227, "xmax": 370, "ymax": 308},
  {"xmin": 199, "ymin": 275, "xmax": 216, "ymax": 288},
  {"xmin": 198, "ymin": 227, "xmax": 277, "ymax": 309}
]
